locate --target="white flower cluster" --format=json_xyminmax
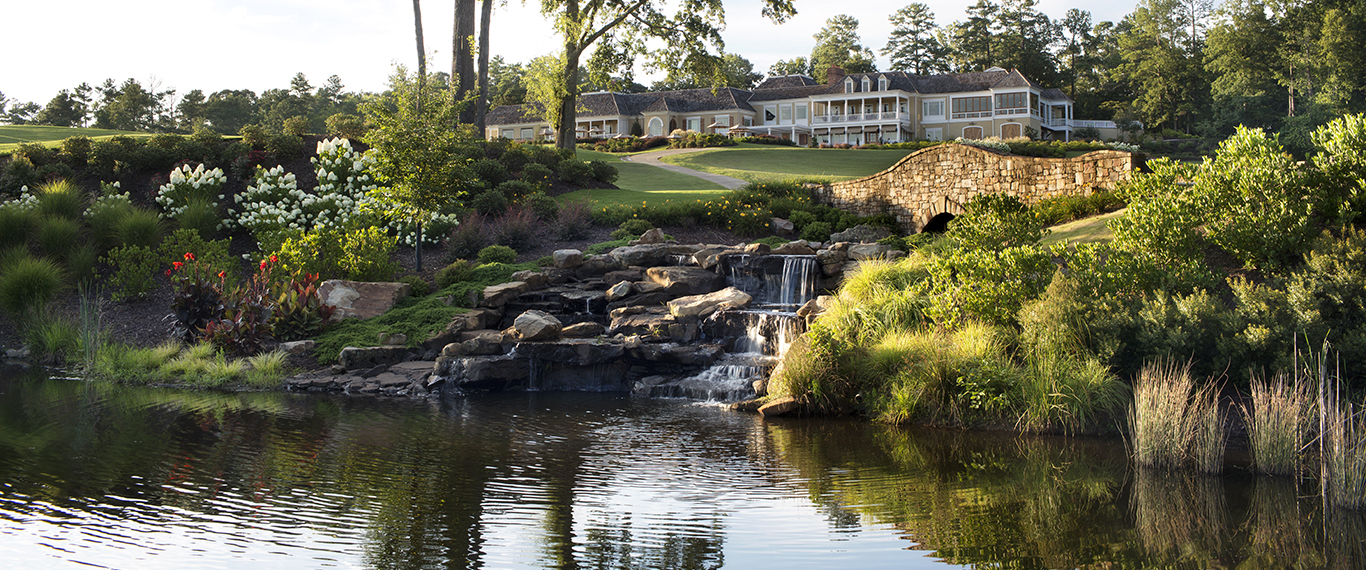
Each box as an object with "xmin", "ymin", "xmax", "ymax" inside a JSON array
[
  {"xmin": 155, "ymin": 163, "xmax": 226, "ymax": 219},
  {"xmin": 388, "ymin": 212, "xmax": 461, "ymax": 246},
  {"xmin": 308, "ymin": 137, "xmax": 378, "ymax": 230},
  {"xmin": 0, "ymin": 189, "xmax": 40, "ymax": 213},
  {"xmin": 85, "ymin": 191, "xmax": 133, "ymax": 218},
  {"xmin": 230, "ymin": 165, "xmax": 305, "ymax": 233},
  {"xmin": 1107, "ymin": 141, "xmax": 1141, "ymax": 153},
  {"xmin": 954, "ymin": 137, "xmax": 1011, "ymax": 152}
]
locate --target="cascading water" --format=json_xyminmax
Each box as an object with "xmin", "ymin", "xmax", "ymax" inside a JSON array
[{"xmin": 676, "ymin": 253, "xmax": 821, "ymax": 401}]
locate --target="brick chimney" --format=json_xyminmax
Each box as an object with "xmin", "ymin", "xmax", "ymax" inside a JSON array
[{"xmin": 826, "ymin": 65, "xmax": 846, "ymax": 86}]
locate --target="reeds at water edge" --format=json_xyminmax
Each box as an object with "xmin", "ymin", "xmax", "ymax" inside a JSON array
[
  {"xmin": 1242, "ymin": 374, "xmax": 1311, "ymax": 476},
  {"xmin": 1128, "ymin": 360, "xmax": 1225, "ymax": 473}
]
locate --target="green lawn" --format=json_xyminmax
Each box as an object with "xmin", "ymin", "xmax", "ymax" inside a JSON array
[
  {"xmin": 659, "ymin": 146, "xmax": 917, "ymax": 184},
  {"xmin": 0, "ymin": 125, "xmax": 152, "ymax": 152},
  {"xmin": 566, "ymin": 149, "xmax": 728, "ymax": 207},
  {"xmin": 1040, "ymin": 209, "xmax": 1123, "ymax": 247}
]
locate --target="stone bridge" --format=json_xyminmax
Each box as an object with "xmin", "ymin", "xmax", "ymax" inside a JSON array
[{"xmin": 812, "ymin": 143, "xmax": 1143, "ymax": 233}]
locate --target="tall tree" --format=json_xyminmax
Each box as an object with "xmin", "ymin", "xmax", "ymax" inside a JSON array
[
  {"xmin": 882, "ymin": 3, "xmax": 949, "ymax": 75},
  {"xmin": 992, "ymin": 0, "xmax": 1060, "ymax": 84},
  {"xmin": 768, "ymin": 57, "xmax": 811, "ymax": 77},
  {"xmin": 35, "ymin": 89, "xmax": 89, "ymax": 127},
  {"xmin": 652, "ymin": 54, "xmax": 762, "ymax": 91},
  {"xmin": 488, "ymin": 56, "xmax": 528, "ymax": 106},
  {"xmin": 1059, "ymin": 9, "xmax": 1094, "ymax": 99},
  {"xmin": 452, "ymin": 0, "xmax": 477, "ymax": 124},
  {"xmin": 413, "ymin": 0, "xmax": 427, "ymax": 95},
  {"xmin": 476, "ymin": 0, "xmax": 494, "ymax": 136},
  {"xmin": 203, "ymin": 89, "xmax": 258, "ymax": 134},
  {"xmin": 532, "ymin": 0, "xmax": 796, "ymax": 149},
  {"xmin": 1203, "ymin": 0, "xmax": 1284, "ymax": 135},
  {"xmin": 93, "ymin": 78, "xmax": 168, "ymax": 131},
  {"xmin": 1112, "ymin": 0, "xmax": 1208, "ymax": 132},
  {"xmin": 947, "ymin": 0, "xmax": 999, "ymax": 72},
  {"xmin": 175, "ymin": 89, "xmax": 207, "ymax": 130},
  {"xmin": 809, "ymin": 15, "xmax": 877, "ymax": 83}
]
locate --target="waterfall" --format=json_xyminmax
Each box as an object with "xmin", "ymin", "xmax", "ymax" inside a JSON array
[
  {"xmin": 732, "ymin": 310, "xmax": 802, "ymax": 356},
  {"xmin": 725, "ymin": 254, "xmax": 819, "ymax": 307}
]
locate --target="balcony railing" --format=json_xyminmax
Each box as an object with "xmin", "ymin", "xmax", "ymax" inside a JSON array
[
  {"xmin": 952, "ymin": 111, "xmax": 992, "ymax": 119},
  {"xmin": 816, "ymin": 113, "xmax": 912, "ymax": 124},
  {"xmin": 996, "ymin": 107, "xmax": 1029, "ymax": 116},
  {"xmin": 1049, "ymin": 118, "xmax": 1070, "ymax": 127}
]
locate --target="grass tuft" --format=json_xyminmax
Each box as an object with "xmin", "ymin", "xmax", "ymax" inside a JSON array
[
  {"xmin": 1128, "ymin": 360, "xmax": 1225, "ymax": 472},
  {"xmin": 1242, "ymin": 374, "xmax": 1310, "ymax": 476},
  {"xmin": 245, "ymin": 351, "xmax": 290, "ymax": 388}
]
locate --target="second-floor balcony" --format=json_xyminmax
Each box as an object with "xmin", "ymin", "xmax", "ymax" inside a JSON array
[{"xmin": 814, "ymin": 113, "xmax": 912, "ymax": 125}]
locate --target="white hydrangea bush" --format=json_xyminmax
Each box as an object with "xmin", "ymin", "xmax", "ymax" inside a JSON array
[
  {"xmin": 308, "ymin": 137, "xmax": 377, "ymax": 229},
  {"xmin": 0, "ymin": 187, "xmax": 40, "ymax": 213},
  {"xmin": 85, "ymin": 183, "xmax": 133, "ymax": 219},
  {"xmin": 389, "ymin": 212, "xmax": 461, "ymax": 247},
  {"xmin": 231, "ymin": 165, "xmax": 303, "ymax": 234},
  {"xmin": 1107, "ymin": 141, "xmax": 1141, "ymax": 153},
  {"xmin": 155, "ymin": 163, "xmax": 226, "ymax": 219},
  {"xmin": 954, "ymin": 137, "xmax": 1011, "ymax": 152}
]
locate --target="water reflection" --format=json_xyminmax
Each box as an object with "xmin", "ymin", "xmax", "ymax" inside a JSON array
[{"xmin": 2, "ymin": 369, "xmax": 1366, "ymax": 568}]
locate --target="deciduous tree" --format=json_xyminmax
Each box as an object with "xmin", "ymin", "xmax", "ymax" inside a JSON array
[{"xmin": 809, "ymin": 15, "xmax": 877, "ymax": 83}]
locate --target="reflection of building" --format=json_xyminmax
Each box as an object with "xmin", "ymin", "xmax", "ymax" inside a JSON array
[{"xmin": 485, "ymin": 66, "xmax": 1131, "ymax": 146}]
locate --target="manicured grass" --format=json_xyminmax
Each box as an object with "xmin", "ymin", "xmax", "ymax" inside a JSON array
[
  {"xmin": 659, "ymin": 147, "xmax": 917, "ymax": 184},
  {"xmin": 0, "ymin": 125, "xmax": 152, "ymax": 152},
  {"xmin": 567, "ymin": 148, "xmax": 728, "ymax": 208},
  {"xmin": 1040, "ymin": 209, "xmax": 1123, "ymax": 247}
]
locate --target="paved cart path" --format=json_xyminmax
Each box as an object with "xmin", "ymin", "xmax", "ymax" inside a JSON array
[{"xmin": 621, "ymin": 148, "xmax": 749, "ymax": 190}]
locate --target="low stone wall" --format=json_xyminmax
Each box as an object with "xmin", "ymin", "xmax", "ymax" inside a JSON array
[{"xmin": 813, "ymin": 143, "xmax": 1143, "ymax": 232}]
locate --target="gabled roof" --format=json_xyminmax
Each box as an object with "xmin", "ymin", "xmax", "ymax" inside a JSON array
[{"xmin": 754, "ymin": 75, "xmax": 819, "ymax": 90}]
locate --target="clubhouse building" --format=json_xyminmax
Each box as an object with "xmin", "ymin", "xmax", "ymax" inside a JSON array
[{"xmin": 485, "ymin": 66, "xmax": 1129, "ymax": 146}]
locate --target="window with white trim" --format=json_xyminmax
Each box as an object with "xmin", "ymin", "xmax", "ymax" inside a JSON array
[
  {"xmin": 648, "ymin": 117, "xmax": 663, "ymax": 136},
  {"xmin": 922, "ymin": 100, "xmax": 944, "ymax": 118},
  {"xmin": 779, "ymin": 105, "xmax": 792, "ymax": 123},
  {"xmin": 862, "ymin": 77, "xmax": 871, "ymax": 92},
  {"xmin": 795, "ymin": 104, "xmax": 808, "ymax": 121},
  {"xmin": 845, "ymin": 78, "xmax": 854, "ymax": 93},
  {"xmin": 878, "ymin": 76, "xmax": 888, "ymax": 91},
  {"xmin": 925, "ymin": 128, "xmax": 942, "ymax": 142},
  {"xmin": 714, "ymin": 115, "xmax": 730, "ymax": 126}
]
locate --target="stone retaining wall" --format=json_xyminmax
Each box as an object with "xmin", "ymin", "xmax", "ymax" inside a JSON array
[{"xmin": 813, "ymin": 143, "xmax": 1143, "ymax": 232}]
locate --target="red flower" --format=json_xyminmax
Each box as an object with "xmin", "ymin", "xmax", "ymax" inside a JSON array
[
  {"xmin": 270, "ymin": 255, "xmax": 278, "ymax": 263},
  {"xmin": 217, "ymin": 271, "xmax": 226, "ymax": 279},
  {"xmin": 260, "ymin": 260, "xmax": 268, "ymax": 270},
  {"xmin": 184, "ymin": 252, "xmax": 195, "ymax": 261},
  {"xmin": 164, "ymin": 269, "xmax": 173, "ymax": 277},
  {"xmin": 172, "ymin": 261, "xmax": 183, "ymax": 270}
]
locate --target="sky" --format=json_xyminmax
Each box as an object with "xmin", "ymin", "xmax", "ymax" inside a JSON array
[{"xmin": 4, "ymin": 0, "xmax": 1141, "ymax": 108}]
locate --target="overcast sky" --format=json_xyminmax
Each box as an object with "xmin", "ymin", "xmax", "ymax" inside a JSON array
[{"xmin": 5, "ymin": 0, "xmax": 1140, "ymax": 107}]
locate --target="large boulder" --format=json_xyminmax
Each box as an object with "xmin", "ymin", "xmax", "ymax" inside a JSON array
[
  {"xmin": 604, "ymin": 280, "xmax": 633, "ymax": 301},
  {"xmin": 631, "ymin": 228, "xmax": 668, "ymax": 245},
  {"xmin": 553, "ymin": 249, "xmax": 584, "ymax": 269},
  {"xmin": 513, "ymin": 338, "xmax": 625, "ymax": 366},
  {"xmin": 693, "ymin": 247, "xmax": 742, "ymax": 270},
  {"xmin": 603, "ymin": 268, "xmax": 644, "ymax": 285},
  {"xmin": 631, "ymin": 343, "xmax": 722, "ymax": 366},
  {"xmin": 645, "ymin": 266, "xmax": 725, "ymax": 296},
  {"xmin": 437, "ymin": 355, "xmax": 530, "ymax": 391},
  {"xmin": 771, "ymin": 242, "xmax": 816, "ymax": 255},
  {"xmin": 511, "ymin": 270, "xmax": 548, "ymax": 289},
  {"xmin": 609, "ymin": 307, "xmax": 676, "ymax": 336},
  {"xmin": 668, "ymin": 287, "xmax": 752, "ymax": 318},
  {"xmin": 829, "ymin": 224, "xmax": 893, "ymax": 244},
  {"xmin": 481, "ymin": 281, "xmax": 530, "ymax": 308},
  {"xmin": 610, "ymin": 244, "xmax": 695, "ymax": 267},
  {"xmin": 606, "ymin": 291, "xmax": 675, "ymax": 312},
  {"xmin": 513, "ymin": 310, "xmax": 562, "ymax": 341},
  {"xmin": 561, "ymin": 322, "xmax": 606, "ymax": 338},
  {"xmin": 848, "ymin": 243, "xmax": 899, "ymax": 261},
  {"xmin": 772, "ymin": 217, "xmax": 796, "ymax": 237},
  {"xmin": 320, "ymin": 280, "xmax": 412, "ymax": 321},
  {"xmin": 758, "ymin": 395, "xmax": 800, "ymax": 417}
]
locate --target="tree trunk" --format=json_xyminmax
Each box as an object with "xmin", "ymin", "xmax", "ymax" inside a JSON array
[
  {"xmin": 555, "ymin": 46, "xmax": 582, "ymax": 149},
  {"xmin": 415, "ymin": 222, "xmax": 424, "ymax": 273},
  {"xmin": 413, "ymin": 0, "xmax": 426, "ymax": 112},
  {"xmin": 453, "ymin": 0, "xmax": 477, "ymax": 124},
  {"xmin": 476, "ymin": 0, "xmax": 493, "ymax": 138}
]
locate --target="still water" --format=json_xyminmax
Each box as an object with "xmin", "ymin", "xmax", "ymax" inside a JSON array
[{"xmin": 1, "ymin": 366, "xmax": 1363, "ymax": 569}]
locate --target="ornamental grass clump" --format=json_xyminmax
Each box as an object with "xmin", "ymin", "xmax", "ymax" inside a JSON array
[
  {"xmin": 35, "ymin": 179, "xmax": 85, "ymax": 220},
  {"xmin": 1241, "ymin": 374, "xmax": 1311, "ymax": 476},
  {"xmin": 1316, "ymin": 351, "xmax": 1366, "ymax": 511},
  {"xmin": 0, "ymin": 253, "xmax": 66, "ymax": 326},
  {"xmin": 1128, "ymin": 361, "xmax": 1226, "ymax": 473}
]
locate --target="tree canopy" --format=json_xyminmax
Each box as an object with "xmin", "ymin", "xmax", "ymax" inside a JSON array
[{"xmin": 809, "ymin": 15, "xmax": 877, "ymax": 83}]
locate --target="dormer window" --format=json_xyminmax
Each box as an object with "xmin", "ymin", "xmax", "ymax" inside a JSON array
[
  {"xmin": 862, "ymin": 77, "xmax": 871, "ymax": 92},
  {"xmin": 878, "ymin": 76, "xmax": 888, "ymax": 91},
  {"xmin": 844, "ymin": 78, "xmax": 854, "ymax": 93}
]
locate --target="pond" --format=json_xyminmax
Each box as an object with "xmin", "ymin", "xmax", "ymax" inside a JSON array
[{"xmin": 1, "ymin": 366, "xmax": 1363, "ymax": 569}]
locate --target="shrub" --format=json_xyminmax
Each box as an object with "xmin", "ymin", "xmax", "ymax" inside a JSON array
[
  {"xmin": 498, "ymin": 146, "xmax": 530, "ymax": 173},
  {"xmin": 231, "ymin": 165, "xmax": 302, "ymax": 236},
  {"xmin": 104, "ymin": 247, "xmax": 161, "ymax": 303},
  {"xmin": 491, "ymin": 207, "xmax": 539, "ymax": 251},
  {"xmin": 61, "ymin": 136, "xmax": 93, "ymax": 164},
  {"xmin": 789, "ymin": 210, "xmax": 817, "ymax": 230},
  {"xmin": 167, "ymin": 251, "xmax": 227, "ymax": 344},
  {"xmin": 588, "ymin": 160, "xmax": 619, "ymax": 184},
  {"xmin": 37, "ymin": 162, "xmax": 77, "ymax": 182},
  {"xmin": 435, "ymin": 259, "xmax": 474, "ymax": 288},
  {"xmin": 950, "ymin": 194, "xmax": 1047, "ymax": 250},
  {"xmin": 557, "ymin": 160, "xmax": 593, "ymax": 186},
  {"xmin": 35, "ymin": 216, "xmax": 80, "ymax": 262},
  {"xmin": 0, "ymin": 253, "xmax": 65, "ymax": 324},
  {"xmin": 239, "ymin": 124, "xmax": 268, "ymax": 148},
  {"xmin": 266, "ymin": 133, "xmax": 304, "ymax": 160},
  {"xmin": 84, "ymin": 186, "xmax": 134, "ymax": 251},
  {"xmin": 155, "ymin": 163, "xmax": 225, "ymax": 220},
  {"xmin": 471, "ymin": 189, "xmax": 509, "ymax": 216},
  {"xmin": 553, "ymin": 200, "xmax": 594, "ymax": 240},
  {"xmin": 495, "ymin": 180, "xmax": 533, "ymax": 202},
  {"xmin": 611, "ymin": 218, "xmax": 654, "ymax": 241},
  {"xmin": 739, "ymin": 135, "xmax": 797, "ymax": 146},
  {"xmin": 522, "ymin": 191, "xmax": 559, "ymax": 221},
  {"xmin": 800, "ymin": 221, "xmax": 832, "ymax": 242},
  {"xmin": 478, "ymin": 245, "xmax": 517, "ymax": 264},
  {"xmin": 447, "ymin": 213, "xmax": 490, "ymax": 262},
  {"xmin": 924, "ymin": 246, "xmax": 1055, "ymax": 328},
  {"xmin": 35, "ymin": 179, "xmax": 84, "ymax": 220},
  {"xmin": 1312, "ymin": 113, "xmax": 1366, "ymax": 223},
  {"xmin": 400, "ymin": 275, "xmax": 431, "ymax": 297},
  {"xmin": 0, "ymin": 156, "xmax": 39, "ymax": 196},
  {"xmin": 191, "ymin": 125, "xmax": 223, "ymax": 144},
  {"xmin": 282, "ymin": 115, "xmax": 309, "ymax": 137},
  {"xmin": 159, "ymin": 228, "xmax": 234, "ymax": 281},
  {"xmin": 325, "ymin": 113, "xmax": 366, "ymax": 139},
  {"xmin": 470, "ymin": 158, "xmax": 509, "ymax": 188},
  {"xmin": 521, "ymin": 162, "xmax": 554, "ymax": 189},
  {"xmin": 12, "ymin": 143, "xmax": 56, "ymax": 166}
]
